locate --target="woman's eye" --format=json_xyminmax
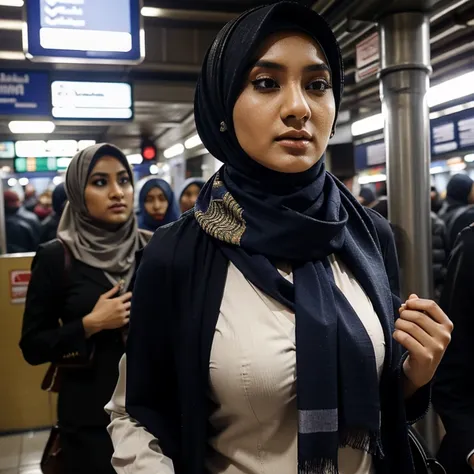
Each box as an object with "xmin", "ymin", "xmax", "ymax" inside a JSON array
[
  {"xmin": 93, "ymin": 179, "xmax": 106, "ymax": 187},
  {"xmin": 307, "ymin": 80, "xmax": 332, "ymax": 92},
  {"xmin": 252, "ymin": 78, "xmax": 279, "ymax": 91},
  {"xmin": 119, "ymin": 177, "xmax": 130, "ymax": 185}
]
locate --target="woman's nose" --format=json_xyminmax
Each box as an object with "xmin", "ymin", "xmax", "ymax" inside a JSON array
[{"xmin": 281, "ymin": 85, "xmax": 311, "ymax": 124}]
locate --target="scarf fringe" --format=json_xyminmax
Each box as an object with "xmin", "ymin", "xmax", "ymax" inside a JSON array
[
  {"xmin": 298, "ymin": 458, "xmax": 338, "ymax": 474},
  {"xmin": 339, "ymin": 428, "xmax": 381, "ymax": 458}
]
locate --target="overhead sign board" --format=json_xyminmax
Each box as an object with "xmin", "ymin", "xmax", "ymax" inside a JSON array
[
  {"xmin": 431, "ymin": 108, "xmax": 474, "ymax": 156},
  {"xmin": 355, "ymin": 107, "xmax": 474, "ymax": 170},
  {"xmin": 0, "ymin": 71, "xmax": 50, "ymax": 116},
  {"xmin": 24, "ymin": 0, "xmax": 143, "ymax": 64},
  {"xmin": 15, "ymin": 139, "xmax": 96, "ymax": 157},
  {"xmin": 0, "ymin": 141, "xmax": 15, "ymax": 159},
  {"xmin": 14, "ymin": 157, "xmax": 58, "ymax": 173},
  {"xmin": 51, "ymin": 81, "xmax": 133, "ymax": 120}
]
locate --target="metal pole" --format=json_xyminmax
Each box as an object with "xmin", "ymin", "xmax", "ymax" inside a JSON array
[
  {"xmin": 378, "ymin": 11, "xmax": 438, "ymax": 452},
  {"xmin": 0, "ymin": 174, "xmax": 6, "ymax": 255}
]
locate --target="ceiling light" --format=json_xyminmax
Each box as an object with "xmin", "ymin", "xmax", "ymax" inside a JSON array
[
  {"xmin": 358, "ymin": 173, "xmax": 387, "ymax": 185},
  {"xmin": 449, "ymin": 163, "xmax": 467, "ymax": 172},
  {"xmin": 465, "ymin": 154, "xmax": 474, "ymax": 163},
  {"xmin": 0, "ymin": 0, "xmax": 23, "ymax": 6},
  {"xmin": 0, "ymin": 20, "xmax": 23, "ymax": 30},
  {"xmin": 430, "ymin": 166, "xmax": 445, "ymax": 174},
  {"xmin": 163, "ymin": 143, "xmax": 184, "ymax": 159},
  {"xmin": 9, "ymin": 121, "xmax": 55, "ymax": 134},
  {"xmin": 7, "ymin": 178, "xmax": 17, "ymax": 187},
  {"xmin": 428, "ymin": 71, "xmax": 474, "ymax": 107},
  {"xmin": 141, "ymin": 6, "xmax": 163, "ymax": 17},
  {"xmin": 149, "ymin": 164, "xmax": 159, "ymax": 175},
  {"xmin": 351, "ymin": 113, "xmax": 384, "ymax": 137},
  {"xmin": 77, "ymin": 140, "xmax": 96, "ymax": 151},
  {"xmin": 184, "ymin": 134, "xmax": 202, "ymax": 149},
  {"xmin": 0, "ymin": 51, "xmax": 25, "ymax": 60},
  {"xmin": 52, "ymin": 176, "xmax": 63, "ymax": 185},
  {"xmin": 127, "ymin": 154, "xmax": 143, "ymax": 165},
  {"xmin": 162, "ymin": 164, "xmax": 170, "ymax": 173},
  {"xmin": 57, "ymin": 157, "xmax": 72, "ymax": 169},
  {"xmin": 18, "ymin": 177, "xmax": 29, "ymax": 186}
]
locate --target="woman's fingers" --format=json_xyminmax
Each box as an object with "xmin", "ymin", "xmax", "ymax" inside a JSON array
[
  {"xmin": 398, "ymin": 308, "xmax": 440, "ymax": 338},
  {"xmin": 393, "ymin": 329, "xmax": 426, "ymax": 354},
  {"xmin": 403, "ymin": 298, "xmax": 452, "ymax": 328}
]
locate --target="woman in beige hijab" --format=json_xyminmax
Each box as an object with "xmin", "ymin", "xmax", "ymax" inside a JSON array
[{"xmin": 20, "ymin": 143, "xmax": 151, "ymax": 474}]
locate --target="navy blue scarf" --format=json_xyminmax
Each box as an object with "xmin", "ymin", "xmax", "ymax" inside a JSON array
[
  {"xmin": 138, "ymin": 178, "xmax": 180, "ymax": 232},
  {"xmin": 194, "ymin": 2, "xmax": 395, "ymax": 472}
]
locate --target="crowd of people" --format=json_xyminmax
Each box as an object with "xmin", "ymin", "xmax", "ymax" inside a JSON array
[
  {"xmin": 2, "ymin": 172, "xmax": 205, "ymax": 254},
  {"xmin": 10, "ymin": 1, "xmax": 474, "ymax": 474}
]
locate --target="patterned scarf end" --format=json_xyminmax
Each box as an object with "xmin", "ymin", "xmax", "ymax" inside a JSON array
[{"xmin": 298, "ymin": 458, "xmax": 338, "ymax": 474}]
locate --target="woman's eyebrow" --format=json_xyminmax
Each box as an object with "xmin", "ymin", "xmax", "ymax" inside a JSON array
[{"xmin": 253, "ymin": 60, "xmax": 331, "ymax": 74}]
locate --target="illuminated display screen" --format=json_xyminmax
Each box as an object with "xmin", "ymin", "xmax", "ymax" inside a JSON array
[
  {"xmin": 25, "ymin": 0, "xmax": 143, "ymax": 64},
  {"xmin": 14, "ymin": 157, "xmax": 58, "ymax": 173}
]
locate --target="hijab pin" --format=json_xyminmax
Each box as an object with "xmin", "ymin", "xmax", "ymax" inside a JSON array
[{"xmin": 220, "ymin": 121, "xmax": 227, "ymax": 133}]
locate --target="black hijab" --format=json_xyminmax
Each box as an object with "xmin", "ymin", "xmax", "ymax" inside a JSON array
[{"xmin": 195, "ymin": 2, "xmax": 394, "ymax": 473}]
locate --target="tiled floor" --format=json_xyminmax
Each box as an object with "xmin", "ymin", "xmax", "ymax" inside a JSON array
[{"xmin": 0, "ymin": 430, "xmax": 49, "ymax": 474}]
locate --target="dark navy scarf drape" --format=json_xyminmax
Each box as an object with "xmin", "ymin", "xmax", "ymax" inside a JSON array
[
  {"xmin": 194, "ymin": 2, "xmax": 395, "ymax": 473},
  {"xmin": 138, "ymin": 178, "xmax": 180, "ymax": 232}
]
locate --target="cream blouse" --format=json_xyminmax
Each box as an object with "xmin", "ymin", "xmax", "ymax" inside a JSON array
[{"xmin": 106, "ymin": 257, "xmax": 385, "ymax": 474}]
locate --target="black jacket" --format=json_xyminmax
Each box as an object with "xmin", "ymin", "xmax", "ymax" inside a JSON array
[
  {"xmin": 439, "ymin": 202, "xmax": 474, "ymax": 250},
  {"xmin": 4, "ymin": 210, "xmax": 38, "ymax": 253},
  {"xmin": 39, "ymin": 213, "xmax": 60, "ymax": 244},
  {"xmin": 20, "ymin": 240, "xmax": 128, "ymax": 428},
  {"xmin": 431, "ymin": 212, "xmax": 448, "ymax": 300},
  {"xmin": 125, "ymin": 210, "xmax": 430, "ymax": 474},
  {"xmin": 432, "ymin": 225, "xmax": 474, "ymax": 474}
]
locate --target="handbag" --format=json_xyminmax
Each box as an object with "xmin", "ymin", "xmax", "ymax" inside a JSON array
[
  {"xmin": 40, "ymin": 425, "xmax": 62, "ymax": 474},
  {"xmin": 408, "ymin": 426, "xmax": 446, "ymax": 474}
]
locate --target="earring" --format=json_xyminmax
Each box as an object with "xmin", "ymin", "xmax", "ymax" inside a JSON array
[
  {"xmin": 330, "ymin": 130, "xmax": 335, "ymax": 138},
  {"xmin": 220, "ymin": 121, "xmax": 227, "ymax": 133}
]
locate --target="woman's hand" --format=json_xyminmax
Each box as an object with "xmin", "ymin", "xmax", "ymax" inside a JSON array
[
  {"xmin": 393, "ymin": 294, "xmax": 453, "ymax": 396},
  {"xmin": 83, "ymin": 283, "xmax": 132, "ymax": 337}
]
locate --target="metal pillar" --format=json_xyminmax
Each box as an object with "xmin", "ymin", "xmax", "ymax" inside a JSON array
[
  {"xmin": 378, "ymin": 11, "xmax": 437, "ymax": 452},
  {"xmin": 0, "ymin": 174, "xmax": 6, "ymax": 255},
  {"xmin": 379, "ymin": 12, "xmax": 433, "ymax": 299}
]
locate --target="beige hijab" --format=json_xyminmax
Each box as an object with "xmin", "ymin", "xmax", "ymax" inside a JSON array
[{"xmin": 57, "ymin": 143, "xmax": 150, "ymax": 288}]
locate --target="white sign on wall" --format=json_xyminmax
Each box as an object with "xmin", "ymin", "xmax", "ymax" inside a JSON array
[{"xmin": 51, "ymin": 81, "xmax": 133, "ymax": 120}]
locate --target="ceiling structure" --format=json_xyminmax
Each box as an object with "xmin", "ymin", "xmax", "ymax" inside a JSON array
[{"xmin": 0, "ymin": 0, "xmax": 472, "ymax": 159}]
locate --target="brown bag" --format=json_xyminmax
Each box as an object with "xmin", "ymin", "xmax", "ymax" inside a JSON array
[{"xmin": 40, "ymin": 425, "xmax": 62, "ymax": 474}]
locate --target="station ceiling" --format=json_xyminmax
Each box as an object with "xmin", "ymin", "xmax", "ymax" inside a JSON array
[{"xmin": 0, "ymin": 0, "xmax": 473, "ymax": 157}]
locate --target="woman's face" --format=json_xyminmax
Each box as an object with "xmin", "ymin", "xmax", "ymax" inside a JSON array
[
  {"xmin": 144, "ymin": 187, "xmax": 169, "ymax": 221},
  {"xmin": 180, "ymin": 183, "xmax": 201, "ymax": 213},
  {"xmin": 233, "ymin": 32, "xmax": 336, "ymax": 174},
  {"xmin": 84, "ymin": 155, "xmax": 134, "ymax": 225}
]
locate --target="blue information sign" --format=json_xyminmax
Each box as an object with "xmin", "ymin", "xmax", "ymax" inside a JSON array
[
  {"xmin": 25, "ymin": 0, "xmax": 143, "ymax": 64},
  {"xmin": 355, "ymin": 107, "xmax": 474, "ymax": 170},
  {"xmin": 0, "ymin": 71, "xmax": 50, "ymax": 116}
]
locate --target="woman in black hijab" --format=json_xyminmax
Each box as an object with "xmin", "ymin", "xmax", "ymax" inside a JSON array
[{"xmin": 112, "ymin": 3, "xmax": 452, "ymax": 474}]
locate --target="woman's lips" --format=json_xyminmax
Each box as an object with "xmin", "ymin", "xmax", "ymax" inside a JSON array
[{"xmin": 276, "ymin": 138, "xmax": 311, "ymax": 151}]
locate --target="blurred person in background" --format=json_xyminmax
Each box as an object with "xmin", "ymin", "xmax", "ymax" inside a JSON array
[
  {"xmin": 137, "ymin": 177, "xmax": 180, "ymax": 232},
  {"xmin": 431, "ymin": 185, "xmax": 443, "ymax": 214},
  {"xmin": 438, "ymin": 174, "xmax": 474, "ymax": 250},
  {"xmin": 17, "ymin": 194, "xmax": 41, "ymax": 238},
  {"xmin": 23, "ymin": 183, "xmax": 38, "ymax": 212},
  {"xmin": 40, "ymin": 183, "xmax": 68, "ymax": 244},
  {"xmin": 3, "ymin": 190, "xmax": 38, "ymax": 253},
  {"xmin": 20, "ymin": 144, "xmax": 151, "ymax": 474},
  {"xmin": 358, "ymin": 187, "xmax": 377, "ymax": 208},
  {"xmin": 34, "ymin": 189, "xmax": 53, "ymax": 221},
  {"xmin": 178, "ymin": 177, "xmax": 205, "ymax": 213},
  {"xmin": 433, "ymin": 223, "xmax": 474, "ymax": 474},
  {"xmin": 106, "ymin": 3, "xmax": 451, "ymax": 474}
]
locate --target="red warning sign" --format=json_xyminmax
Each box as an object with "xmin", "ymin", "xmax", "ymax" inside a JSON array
[{"xmin": 10, "ymin": 270, "xmax": 31, "ymax": 304}]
